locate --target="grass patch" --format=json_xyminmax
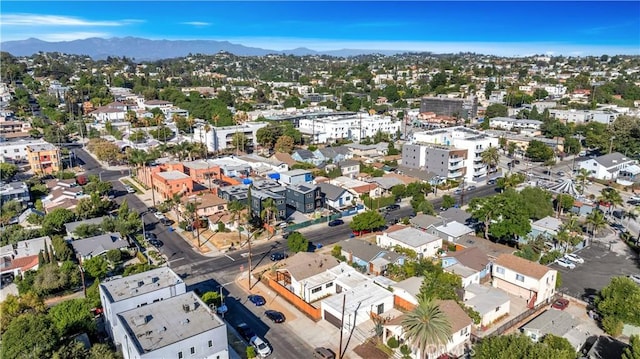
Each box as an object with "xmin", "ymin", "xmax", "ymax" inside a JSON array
[
  {"xmin": 131, "ymin": 176, "xmax": 150, "ymax": 190},
  {"xmin": 121, "ymin": 179, "xmax": 143, "ymax": 194},
  {"xmin": 375, "ymin": 341, "xmax": 394, "ymax": 356}
]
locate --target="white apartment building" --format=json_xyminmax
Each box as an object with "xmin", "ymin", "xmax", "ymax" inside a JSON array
[
  {"xmin": 114, "ymin": 292, "xmax": 229, "ymax": 359},
  {"xmin": 0, "ymin": 138, "xmax": 52, "ymax": 162},
  {"xmin": 192, "ymin": 122, "xmax": 268, "ymax": 152},
  {"xmin": 298, "ymin": 113, "xmax": 400, "ymax": 143},
  {"xmin": 99, "ymin": 268, "xmax": 187, "ymax": 340},
  {"xmin": 405, "ymin": 126, "xmax": 499, "ymax": 184},
  {"xmin": 489, "ymin": 117, "xmax": 543, "ymax": 131},
  {"xmin": 376, "ymin": 227, "xmax": 443, "ymax": 259}
]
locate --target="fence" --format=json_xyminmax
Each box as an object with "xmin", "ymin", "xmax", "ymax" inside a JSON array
[
  {"xmin": 265, "ymin": 276, "xmax": 322, "ymax": 321},
  {"xmin": 471, "ymin": 293, "xmax": 559, "ymax": 343},
  {"xmin": 341, "ymin": 204, "xmax": 365, "ymax": 217},
  {"xmin": 285, "ymin": 213, "xmax": 342, "ymax": 232}
]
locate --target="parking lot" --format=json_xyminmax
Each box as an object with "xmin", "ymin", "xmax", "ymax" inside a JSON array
[{"xmin": 551, "ymin": 240, "xmax": 640, "ymax": 299}]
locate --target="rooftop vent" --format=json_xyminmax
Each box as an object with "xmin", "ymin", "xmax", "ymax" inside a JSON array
[
  {"xmin": 183, "ymin": 304, "xmax": 190, "ymax": 312},
  {"xmin": 133, "ymin": 315, "xmax": 148, "ymax": 327},
  {"xmin": 181, "ymin": 319, "xmax": 190, "ymax": 325}
]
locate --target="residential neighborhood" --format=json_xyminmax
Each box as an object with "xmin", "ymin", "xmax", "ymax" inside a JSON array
[{"xmin": 1, "ymin": 19, "xmax": 640, "ymax": 359}]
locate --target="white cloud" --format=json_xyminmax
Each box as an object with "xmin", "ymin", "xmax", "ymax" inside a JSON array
[
  {"xmin": 181, "ymin": 21, "xmax": 211, "ymax": 27},
  {"xmin": 0, "ymin": 13, "xmax": 139, "ymax": 26}
]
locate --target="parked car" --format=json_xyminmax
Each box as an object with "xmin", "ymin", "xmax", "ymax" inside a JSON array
[
  {"xmin": 125, "ymin": 185, "xmax": 135, "ymax": 194},
  {"xmin": 328, "ymin": 219, "xmax": 344, "ymax": 227},
  {"xmin": 551, "ymin": 298, "xmax": 570, "ymax": 310},
  {"xmin": 144, "ymin": 232, "xmax": 157, "ymax": 240},
  {"xmin": 265, "ymin": 310, "xmax": 285, "ymax": 323},
  {"xmin": 154, "ymin": 212, "xmax": 166, "ymax": 220},
  {"xmin": 270, "ymin": 252, "xmax": 287, "ymax": 261},
  {"xmin": 236, "ymin": 323, "xmax": 255, "ymax": 342},
  {"xmin": 466, "ymin": 185, "xmax": 476, "ymax": 191},
  {"xmin": 487, "ymin": 179, "xmax": 497, "ymax": 185},
  {"xmin": 629, "ymin": 195, "xmax": 640, "ymax": 201},
  {"xmin": 250, "ymin": 336, "xmax": 272, "ymax": 358},
  {"xmin": 628, "ymin": 274, "xmax": 640, "ymax": 285},
  {"xmin": 148, "ymin": 239, "xmax": 163, "ymax": 248},
  {"xmin": 556, "ymin": 258, "xmax": 576, "ymax": 269},
  {"xmin": 385, "ymin": 204, "xmax": 400, "ymax": 212},
  {"xmin": 248, "ymin": 294, "xmax": 266, "ymax": 306},
  {"xmin": 564, "ymin": 253, "xmax": 584, "ymax": 264},
  {"xmin": 313, "ymin": 347, "xmax": 336, "ymax": 359},
  {"xmin": 557, "ymin": 171, "xmax": 565, "ymax": 177},
  {"xmin": 453, "ymin": 188, "xmax": 463, "ymax": 195}
]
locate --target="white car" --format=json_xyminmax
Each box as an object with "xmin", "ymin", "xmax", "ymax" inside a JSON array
[
  {"xmin": 628, "ymin": 275, "xmax": 640, "ymax": 285},
  {"xmin": 125, "ymin": 186, "xmax": 135, "ymax": 194},
  {"xmin": 556, "ymin": 258, "xmax": 576, "ymax": 269},
  {"xmin": 153, "ymin": 212, "xmax": 166, "ymax": 220},
  {"xmin": 564, "ymin": 253, "xmax": 584, "ymax": 264},
  {"xmin": 250, "ymin": 336, "xmax": 272, "ymax": 357},
  {"xmin": 630, "ymin": 196, "xmax": 640, "ymax": 201}
]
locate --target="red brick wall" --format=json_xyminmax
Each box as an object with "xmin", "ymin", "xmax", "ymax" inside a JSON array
[{"xmin": 265, "ymin": 277, "xmax": 321, "ymax": 321}]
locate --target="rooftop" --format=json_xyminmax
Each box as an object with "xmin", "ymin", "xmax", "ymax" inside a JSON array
[
  {"xmin": 445, "ymin": 247, "xmax": 490, "ymax": 272},
  {"xmin": 26, "ymin": 143, "xmax": 58, "ymax": 152},
  {"xmin": 64, "ymin": 216, "xmax": 108, "ymax": 235},
  {"xmin": 463, "ymin": 283, "xmax": 510, "ymax": 315},
  {"xmin": 322, "ymin": 280, "xmax": 393, "ymax": 314},
  {"xmin": 521, "ymin": 309, "xmax": 579, "ymax": 339},
  {"xmin": 100, "ymin": 267, "xmax": 184, "ymax": 303},
  {"xmin": 531, "ymin": 216, "xmax": 563, "ymax": 232},
  {"xmin": 283, "ymin": 252, "xmax": 340, "ymax": 281},
  {"xmin": 155, "ymin": 170, "xmax": 191, "ymax": 181},
  {"xmin": 385, "ymin": 227, "xmax": 441, "ymax": 248},
  {"xmin": 444, "ymin": 263, "xmax": 478, "ymax": 278},
  {"xmin": 494, "ymin": 253, "xmax": 553, "ymax": 280},
  {"xmin": 409, "ymin": 214, "xmax": 444, "ymax": 229},
  {"xmin": 392, "ymin": 276, "xmax": 423, "ymax": 297},
  {"xmin": 435, "ymin": 221, "xmax": 474, "ymax": 238},
  {"xmin": 590, "ymin": 152, "xmax": 634, "ymax": 169},
  {"xmin": 117, "ymin": 292, "xmax": 224, "ymax": 354}
]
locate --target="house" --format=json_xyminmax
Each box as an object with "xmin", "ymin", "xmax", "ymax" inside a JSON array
[
  {"xmin": 330, "ymin": 176, "xmax": 382, "ymax": 199},
  {"xmin": 321, "ymin": 277, "xmax": 394, "ymax": 331},
  {"xmin": 16, "ymin": 208, "xmax": 44, "ymax": 229},
  {"xmin": 390, "ymin": 277, "xmax": 423, "ymax": 309},
  {"xmin": 99, "ymin": 268, "xmax": 187, "ymax": 342},
  {"xmin": 441, "ymin": 247, "xmax": 491, "ymax": 280},
  {"xmin": 285, "ymin": 184, "xmax": 324, "ymax": 214},
  {"xmin": 439, "ymin": 207, "xmax": 473, "ymax": 225},
  {"xmin": 42, "ymin": 185, "xmax": 88, "ymax": 213},
  {"xmin": 317, "ymin": 182, "xmax": 353, "ymax": 210},
  {"xmin": 337, "ymin": 159, "xmax": 360, "ymax": 179},
  {"xmin": 520, "ymin": 309, "xmax": 590, "ymax": 351},
  {"xmin": 0, "ymin": 236, "xmax": 52, "ymax": 278},
  {"xmin": 278, "ymin": 169, "xmax": 313, "ymax": 186},
  {"xmin": 337, "ymin": 238, "xmax": 405, "ymax": 275},
  {"xmin": 409, "ymin": 214, "xmax": 444, "ymax": 231},
  {"xmin": 276, "ymin": 252, "xmax": 340, "ymax": 302},
  {"xmin": 180, "ymin": 192, "xmax": 228, "ymax": 219},
  {"xmin": 578, "ymin": 152, "xmax": 636, "ymax": 180},
  {"xmin": 528, "ymin": 216, "xmax": 563, "ymax": 240},
  {"xmin": 153, "ymin": 171, "xmax": 195, "ymax": 200},
  {"xmin": 433, "ymin": 221, "xmax": 475, "ymax": 243},
  {"xmin": 444, "ymin": 262, "xmax": 480, "ymax": 288},
  {"xmin": 313, "ymin": 146, "xmax": 351, "ymax": 164},
  {"xmin": 369, "ymin": 176, "xmax": 405, "ymax": 196},
  {"xmin": 0, "ymin": 181, "xmax": 30, "ymax": 205},
  {"xmin": 26, "ymin": 142, "xmax": 61, "ymax": 174},
  {"xmin": 65, "ymin": 216, "xmax": 108, "ymax": 239},
  {"xmin": 492, "ymin": 254, "xmax": 557, "ymax": 308},
  {"xmin": 291, "ymin": 149, "xmax": 321, "ymax": 165},
  {"xmin": 113, "ymin": 292, "xmax": 229, "ymax": 359},
  {"xmin": 376, "ymin": 227, "xmax": 443, "ymax": 258},
  {"xmin": 270, "ymin": 152, "xmax": 297, "ymax": 167},
  {"xmin": 383, "ymin": 300, "xmax": 472, "ymax": 359},
  {"xmin": 582, "ymin": 336, "xmax": 630, "ymax": 359},
  {"xmin": 71, "ymin": 232, "xmax": 129, "ymax": 261},
  {"xmin": 462, "ymin": 283, "xmax": 510, "ymax": 327}
]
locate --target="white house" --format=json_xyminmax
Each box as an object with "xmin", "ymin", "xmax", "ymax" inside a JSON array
[
  {"xmin": 317, "ymin": 182, "xmax": 353, "ymax": 210},
  {"xmin": 278, "ymin": 252, "xmax": 340, "ymax": 303},
  {"xmin": 578, "ymin": 152, "xmax": 636, "ymax": 180},
  {"xmin": 489, "ymin": 117, "xmax": 543, "ymax": 131},
  {"xmin": 492, "ymin": 254, "xmax": 557, "ymax": 307},
  {"xmin": 0, "ymin": 138, "xmax": 53, "ymax": 162},
  {"xmin": 463, "ymin": 283, "xmax": 510, "ymax": 327},
  {"xmin": 444, "ymin": 263, "xmax": 480, "ymax": 288},
  {"xmin": 278, "ymin": 169, "xmax": 313, "ymax": 186},
  {"xmin": 383, "ymin": 300, "xmax": 472, "ymax": 359},
  {"xmin": 99, "ymin": 268, "xmax": 187, "ymax": 340},
  {"xmin": 113, "ymin": 292, "xmax": 229, "ymax": 359},
  {"xmin": 0, "ymin": 236, "xmax": 52, "ymax": 278},
  {"xmin": 521, "ymin": 309, "xmax": 590, "ymax": 351},
  {"xmin": 376, "ymin": 227, "xmax": 443, "ymax": 258},
  {"xmin": 298, "ymin": 113, "xmax": 400, "ymax": 143}
]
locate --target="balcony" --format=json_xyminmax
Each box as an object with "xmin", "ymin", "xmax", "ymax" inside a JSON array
[
  {"xmin": 448, "ymin": 170, "xmax": 463, "ymax": 178},
  {"xmin": 449, "ymin": 161, "xmax": 464, "ymax": 170}
]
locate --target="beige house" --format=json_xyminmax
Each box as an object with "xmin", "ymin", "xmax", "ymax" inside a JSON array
[{"xmin": 491, "ymin": 254, "xmax": 557, "ymax": 308}]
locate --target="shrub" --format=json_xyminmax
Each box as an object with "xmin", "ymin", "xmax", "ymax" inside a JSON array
[
  {"xmin": 246, "ymin": 346, "xmax": 256, "ymax": 359},
  {"xmin": 602, "ymin": 316, "xmax": 623, "ymax": 337},
  {"xmin": 387, "ymin": 337, "xmax": 399, "ymax": 349},
  {"xmin": 400, "ymin": 344, "xmax": 412, "ymax": 357},
  {"xmin": 539, "ymin": 250, "xmax": 562, "ymax": 265},
  {"xmin": 217, "ymin": 222, "xmax": 225, "ymax": 232}
]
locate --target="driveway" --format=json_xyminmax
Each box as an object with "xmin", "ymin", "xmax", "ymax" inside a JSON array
[{"xmin": 551, "ymin": 238, "xmax": 640, "ymax": 299}]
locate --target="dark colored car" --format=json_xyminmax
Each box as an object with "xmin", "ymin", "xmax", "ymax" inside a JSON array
[
  {"xmin": 236, "ymin": 323, "xmax": 255, "ymax": 342},
  {"xmin": 248, "ymin": 294, "xmax": 266, "ymax": 306},
  {"xmin": 265, "ymin": 310, "xmax": 285, "ymax": 323},
  {"xmin": 328, "ymin": 219, "xmax": 344, "ymax": 227},
  {"xmin": 487, "ymin": 179, "xmax": 497, "ymax": 185},
  {"xmin": 148, "ymin": 239, "xmax": 163, "ymax": 248},
  {"xmin": 144, "ymin": 232, "xmax": 157, "ymax": 240},
  {"xmin": 313, "ymin": 347, "xmax": 336, "ymax": 359},
  {"xmin": 551, "ymin": 298, "xmax": 570, "ymax": 310},
  {"xmin": 270, "ymin": 252, "xmax": 287, "ymax": 261},
  {"xmin": 385, "ymin": 204, "xmax": 400, "ymax": 212}
]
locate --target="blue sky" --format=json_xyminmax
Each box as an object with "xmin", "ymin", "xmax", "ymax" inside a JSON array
[{"xmin": 1, "ymin": 1, "xmax": 639, "ymax": 56}]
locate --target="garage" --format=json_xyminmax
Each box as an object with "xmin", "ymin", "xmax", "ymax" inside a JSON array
[{"xmin": 323, "ymin": 310, "xmax": 342, "ymax": 328}]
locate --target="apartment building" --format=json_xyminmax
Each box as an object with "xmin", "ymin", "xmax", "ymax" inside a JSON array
[
  {"xmin": 404, "ymin": 127, "xmax": 499, "ymax": 183},
  {"xmin": 193, "ymin": 122, "xmax": 268, "ymax": 152},
  {"xmin": 298, "ymin": 113, "xmax": 401, "ymax": 143},
  {"xmin": 420, "ymin": 95, "xmax": 478, "ymax": 119},
  {"xmin": 0, "ymin": 138, "xmax": 52, "ymax": 162},
  {"xmin": 26, "ymin": 142, "xmax": 61, "ymax": 174}
]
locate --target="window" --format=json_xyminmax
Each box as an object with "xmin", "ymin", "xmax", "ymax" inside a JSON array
[
  {"xmin": 190, "ymin": 347, "xmax": 195, "ymax": 355},
  {"xmin": 495, "ymin": 306, "xmax": 501, "ymax": 312},
  {"xmin": 326, "ymin": 282, "xmax": 333, "ymax": 288},
  {"xmin": 495, "ymin": 266, "xmax": 505, "ymax": 274},
  {"xmin": 208, "ymin": 340, "xmax": 213, "ymax": 348},
  {"xmin": 516, "ymin": 274, "xmax": 524, "ymax": 282},
  {"xmin": 178, "ymin": 352, "xmax": 183, "ymax": 359},
  {"xmin": 311, "ymin": 287, "xmax": 322, "ymax": 294},
  {"xmin": 461, "ymin": 327, "xmax": 468, "ymax": 335}
]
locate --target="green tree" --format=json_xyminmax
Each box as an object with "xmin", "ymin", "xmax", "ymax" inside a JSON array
[
  {"xmin": 526, "ymin": 140, "xmax": 555, "ymax": 162},
  {"xmin": 2, "ymin": 313, "xmax": 59, "ymax": 359},
  {"xmin": 419, "ymin": 270, "xmax": 462, "ymax": 302},
  {"xmin": 519, "ymin": 187, "xmax": 554, "ymax": 220},
  {"xmin": 597, "ymin": 276, "xmax": 640, "ymax": 331},
  {"xmin": 201, "ymin": 291, "xmax": 222, "ymax": 307},
  {"xmin": 83, "ymin": 256, "xmax": 109, "ymax": 280},
  {"xmin": 48, "ymin": 298, "xmax": 96, "ymax": 337},
  {"xmin": 441, "ymin": 195, "xmax": 456, "ymax": 209},
  {"xmin": 42, "ymin": 208, "xmax": 76, "ymax": 234},
  {"xmin": 481, "ymin": 147, "xmax": 500, "ymax": 173},
  {"xmin": 287, "ymin": 232, "xmax": 309, "ymax": 253},
  {"xmin": 485, "ymin": 103, "xmax": 508, "ymax": 119},
  {"xmin": 0, "ymin": 292, "xmax": 46, "ymax": 334},
  {"xmin": 73, "ymin": 223, "xmax": 103, "ymax": 238},
  {"xmin": 106, "ymin": 249, "xmax": 123, "ymax": 263},
  {"xmin": 474, "ymin": 333, "xmax": 576, "ymax": 359},
  {"xmin": 52, "ymin": 236, "xmax": 74, "ymax": 261},
  {"xmin": 53, "ymin": 341, "xmax": 89, "ymax": 359},
  {"xmin": 231, "ymin": 132, "xmax": 249, "ymax": 153},
  {"xmin": 349, "ymin": 210, "xmax": 385, "ymax": 234},
  {"xmin": 401, "ymin": 300, "xmax": 452, "ymax": 359},
  {"xmin": 88, "ymin": 343, "xmax": 122, "ymax": 359},
  {"xmin": 467, "ymin": 195, "xmax": 501, "ymax": 240},
  {"xmin": 274, "ymin": 135, "xmax": 294, "ymax": 153},
  {"xmin": 563, "ymin": 136, "xmax": 581, "ymax": 155},
  {"xmin": 555, "ymin": 194, "xmax": 576, "ymax": 216},
  {"xmin": 586, "ymin": 210, "xmax": 607, "ymax": 237},
  {"xmin": 623, "ymin": 335, "xmax": 640, "ymax": 359},
  {"xmin": 598, "ymin": 187, "xmax": 623, "ymax": 214},
  {"xmin": 0, "ymin": 162, "xmax": 18, "ymax": 181}
]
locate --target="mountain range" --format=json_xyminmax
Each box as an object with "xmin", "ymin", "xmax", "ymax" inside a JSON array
[{"xmin": 0, "ymin": 37, "xmax": 406, "ymax": 60}]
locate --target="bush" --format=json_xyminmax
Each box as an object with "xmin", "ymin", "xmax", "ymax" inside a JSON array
[
  {"xmin": 106, "ymin": 249, "xmax": 123, "ymax": 263},
  {"xmin": 246, "ymin": 346, "xmax": 257, "ymax": 359},
  {"xmin": 217, "ymin": 222, "xmax": 225, "ymax": 232},
  {"xmin": 387, "ymin": 337, "xmax": 399, "ymax": 349},
  {"xmin": 602, "ymin": 316, "xmax": 623, "ymax": 336},
  {"xmin": 400, "ymin": 344, "xmax": 412, "ymax": 357},
  {"xmin": 540, "ymin": 250, "xmax": 562, "ymax": 265}
]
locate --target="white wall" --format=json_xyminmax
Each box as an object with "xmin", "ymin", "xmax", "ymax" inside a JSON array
[
  {"xmin": 492, "ymin": 265, "xmax": 556, "ymax": 306},
  {"xmin": 377, "ymin": 233, "xmax": 443, "ymax": 258}
]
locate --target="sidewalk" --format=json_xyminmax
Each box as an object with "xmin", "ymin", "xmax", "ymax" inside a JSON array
[{"xmin": 234, "ymin": 272, "xmax": 365, "ymax": 359}]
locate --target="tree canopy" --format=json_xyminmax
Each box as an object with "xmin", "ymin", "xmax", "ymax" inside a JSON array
[
  {"xmin": 287, "ymin": 231, "xmax": 309, "ymax": 253},
  {"xmin": 474, "ymin": 333, "xmax": 577, "ymax": 359},
  {"xmin": 350, "ymin": 210, "xmax": 385, "ymax": 233}
]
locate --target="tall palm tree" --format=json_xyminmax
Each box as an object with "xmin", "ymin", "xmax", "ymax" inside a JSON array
[
  {"xmin": 575, "ymin": 168, "xmax": 590, "ymax": 194},
  {"xmin": 481, "ymin": 147, "xmax": 500, "ymax": 175},
  {"xmin": 260, "ymin": 198, "xmax": 278, "ymax": 237},
  {"xmin": 401, "ymin": 300, "xmax": 452, "ymax": 359},
  {"xmin": 586, "ymin": 210, "xmax": 607, "ymax": 238},
  {"xmin": 598, "ymin": 187, "xmax": 623, "ymax": 214},
  {"xmin": 228, "ymin": 201, "xmax": 247, "ymax": 243}
]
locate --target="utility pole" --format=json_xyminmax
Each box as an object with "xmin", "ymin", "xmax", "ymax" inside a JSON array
[
  {"xmin": 338, "ymin": 295, "xmax": 346, "ymax": 359},
  {"xmin": 247, "ymin": 186, "xmax": 253, "ymax": 290}
]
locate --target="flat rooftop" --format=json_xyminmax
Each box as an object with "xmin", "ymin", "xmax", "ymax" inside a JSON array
[
  {"xmin": 100, "ymin": 267, "xmax": 183, "ymax": 303},
  {"xmin": 117, "ymin": 292, "xmax": 225, "ymax": 354},
  {"xmin": 156, "ymin": 170, "xmax": 191, "ymax": 181}
]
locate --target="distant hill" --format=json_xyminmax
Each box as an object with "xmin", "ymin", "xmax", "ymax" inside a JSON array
[{"xmin": 0, "ymin": 37, "xmax": 404, "ymax": 60}]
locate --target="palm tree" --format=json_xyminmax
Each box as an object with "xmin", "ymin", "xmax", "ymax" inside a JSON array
[
  {"xmin": 575, "ymin": 169, "xmax": 590, "ymax": 194},
  {"xmin": 401, "ymin": 300, "xmax": 452, "ymax": 359},
  {"xmin": 228, "ymin": 201, "xmax": 247, "ymax": 243},
  {"xmin": 260, "ymin": 198, "xmax": 278, "ymax": 237},
  {"xmin": 481, "ymin": 147, "xmax": 500, "ymax": 175},
  {"xmin": 586, "ymin": 210, "xmax": 607, "ymax": 238},
  {"xmin": 598, "ymin": 187, "xmax": 623, "ymax": 214}
]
